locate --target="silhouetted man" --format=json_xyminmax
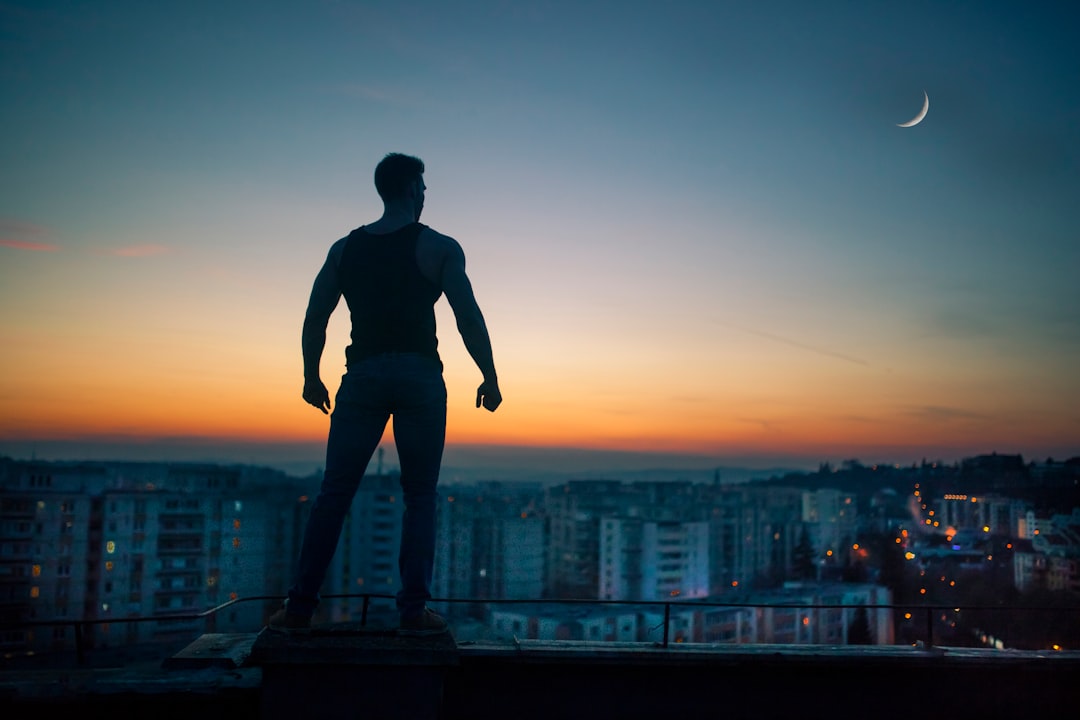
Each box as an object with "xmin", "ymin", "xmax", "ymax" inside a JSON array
[{"xmin": 269, "ymin": 153, "xmax": 501, "ymax": 636}]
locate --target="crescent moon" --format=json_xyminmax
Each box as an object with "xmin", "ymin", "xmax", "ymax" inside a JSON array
[{"xmin": 897, "ymin": 91, "xmax": 929, "ymax": 127}]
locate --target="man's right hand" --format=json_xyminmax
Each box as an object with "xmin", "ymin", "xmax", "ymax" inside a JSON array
[
  {"xmin": 476, "ymin": 380, "xmax": 502, "ymax": 412},
  {"xmin": 303, "ymin": 379, "xmax": 332, "ymax": 414}
]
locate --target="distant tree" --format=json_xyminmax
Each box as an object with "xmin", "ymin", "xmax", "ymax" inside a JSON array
[
  {"xmin": 847, "ymin": 606, "xmax": 874, "ymax": 645},
  {"xmin": 791, "ymin": 525, "xmax": 816, "ymax": 581},
  {"xmin": 875, "ymin": 527, "xmax": 912, "ymax": 603}
]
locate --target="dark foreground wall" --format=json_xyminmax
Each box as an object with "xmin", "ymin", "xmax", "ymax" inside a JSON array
[{"xmin": 2, "ymin": 633, "xmax": 1077, "ymax": 720}]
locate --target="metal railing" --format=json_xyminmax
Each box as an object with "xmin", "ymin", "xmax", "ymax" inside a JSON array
[{"xmin": 2, "ymin": 593, "xmax": 1076, "ymax": 665}]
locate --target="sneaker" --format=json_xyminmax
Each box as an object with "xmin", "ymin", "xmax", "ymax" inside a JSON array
[
  {"xmin": 267, "ymin": 605, "xmax": 311, "ymax": 635},
  {"xmin": 398, "ymin": 608, "xmax": 448, "ymax": 637}
]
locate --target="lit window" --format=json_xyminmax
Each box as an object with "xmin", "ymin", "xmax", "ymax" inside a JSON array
[
  {"xmin": 232, "ymin": 537, "xmax": 241, "ymax": 549},
  {"xmin": 234, "ymin": 501, "xmax": 243, "ymax": 512},
  {"xmin": 229, "ymin": 592, "xmax": 238, "ymax": 600},
  {"xmin": 102, "ymin": 603, "xmax": 109, "ymax": 612},
  {"xmin": 233, "ymin": 519, "xmax": 241, "ymax": 530},
  {"xmin": 106, "ymin": 541, "xmax": 116, "ymax": 554},
  {"xmin": 30, "ymin": 586, "xmax": 40, "ymax": 598},
  {"xmin": 32, "ymin": 564, "xmax": 41, "ymax": 577},
  {"xmin": 904, "ymin": 613, "xmax": 912, "ymax": 620},
  {"xmin": 105, "ymin": 561, "xmax": 114, "ymax": 571}
]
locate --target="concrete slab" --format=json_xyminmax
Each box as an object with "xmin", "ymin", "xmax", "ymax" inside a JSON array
[{"xmin": 164, "ymin": 633, "xmax": 257, "ymax": 670}]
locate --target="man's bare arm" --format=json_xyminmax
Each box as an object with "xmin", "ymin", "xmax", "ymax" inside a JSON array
[
  {"xmin": 438, "ymin": 237, "xmax": 501, "ymax": 412},
  {"xmin": 301, "ymin": 241, "xmax": 344, "ymax": 414}
]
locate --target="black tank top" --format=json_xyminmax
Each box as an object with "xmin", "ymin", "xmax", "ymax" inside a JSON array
[{"xmin": 338, "ymin": 222, "xmax": 442, "ymax": 366}]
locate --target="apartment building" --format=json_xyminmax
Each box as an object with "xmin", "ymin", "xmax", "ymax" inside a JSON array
[
  {"xmin": 0, "ymin": 459, "xmax": 308, "ymax": 655},
  {"xmin": 706, "ymin": 484, "xmax": 805, "ymax": 592},
  {"xmin": 545, "ymin": 480, "xmax": 625, "ymax": 598},
  {"xmin": 598, "ymin": 517, "xmax": 709, "ymax": 601},
  {"xmin": 434, "ymin": 482, "xmax": 545, "ymax": 611}
]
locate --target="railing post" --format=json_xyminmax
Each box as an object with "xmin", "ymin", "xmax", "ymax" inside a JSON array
[
  {"xmin": 361, "ymin": 595, "xmax": 370, "ymax": 626},
  {"xmin": 925, "ymin": 607, "xmax": 934, "ymax": 648},
  {"xmin": 662, "ymin": 603, "xmax": 671, "ymax": 648}
]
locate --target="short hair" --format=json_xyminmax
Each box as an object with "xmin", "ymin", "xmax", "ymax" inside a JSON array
[{"xmin": 374, "ymin": 153, "xmax": 425, "ymax": 202}]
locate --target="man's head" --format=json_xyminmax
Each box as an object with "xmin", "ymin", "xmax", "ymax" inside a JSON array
[{"xmin": 375, "ymin": 153, "xmax": 425, "ymax": 220}]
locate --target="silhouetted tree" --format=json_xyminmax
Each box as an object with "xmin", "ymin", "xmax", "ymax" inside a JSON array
[
  {"xmin": 847, "ymin": 606, "xmax": 874, "ymax": 645},
  {"xmin": 876, "ymin": 527, "xmax": 911, "ymax": 602},
  {"xmin": 791, "ymin": 525, "xmax": 816, "ymax": 581}
]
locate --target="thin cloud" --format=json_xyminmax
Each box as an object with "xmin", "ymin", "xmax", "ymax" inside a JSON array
[
  {"xmin": 329, "ymin": 83, "xmax": 430, "ymax": 109},
  {"xmin": 715, "ymin": 320, "xmax": 870, "ymax": 367},
  {"xmin": 0, "ymin": 219, "xmax": 57, "ymax": 251},
  {"xmin": 1, "ymin": 239, "xmax": 59, "ymax": 252},
  {"xmin": 111, "ymin": 244, "xmax": 170, "ymax": 258},
  {"xmin": 904, "ymin": 405, "xmax": 988, "ymax": 423}
]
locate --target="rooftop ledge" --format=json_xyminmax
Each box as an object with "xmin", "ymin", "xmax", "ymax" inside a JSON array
[{"xmin": 3, "ymin": 629, "xmax": 1078, "ymax": 719}]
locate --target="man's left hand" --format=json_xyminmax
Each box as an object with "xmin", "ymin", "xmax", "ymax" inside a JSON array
[{"xmin": 303, "ymin": 379, "xmax": 331, "ymax": 414}]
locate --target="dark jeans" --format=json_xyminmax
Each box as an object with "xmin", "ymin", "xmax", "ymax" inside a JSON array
[{"xmin": 287, "ymin": 352, "xmax": 447, "ymax": 619}]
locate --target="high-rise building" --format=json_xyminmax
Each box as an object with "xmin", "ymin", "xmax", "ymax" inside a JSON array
[
  {"xmin": 0, "ymin": 459, "xmax": 308, "ymax": 655},
  {"xmin": 544, "ymin": 480, "xmax": 625, "ymax": 598},
  {"xmin": 599, "ymin": 517, "xmax": 709, "ymax": 601},
  {"xmin": 434, "ymin": 482, "xmax": 545, "ymax": 612},
  {"xmin": 705, "ymin": 485, "xmax": 804, "ymax": 591}
]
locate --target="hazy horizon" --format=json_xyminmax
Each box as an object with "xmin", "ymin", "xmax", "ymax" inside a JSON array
[{"xmin": 2, "ymin": 436, "xmax": 1073, "ymax": 483}]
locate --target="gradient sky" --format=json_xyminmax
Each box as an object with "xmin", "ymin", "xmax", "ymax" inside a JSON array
[{"xmin": 2, "ymin": 0, "xmax": 1078, "ymax": 469}]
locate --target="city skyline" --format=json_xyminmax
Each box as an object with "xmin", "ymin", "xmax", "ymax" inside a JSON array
[{"xmin": 2, "ymin": 2, "xmax": 1078, "ymax": 467}]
